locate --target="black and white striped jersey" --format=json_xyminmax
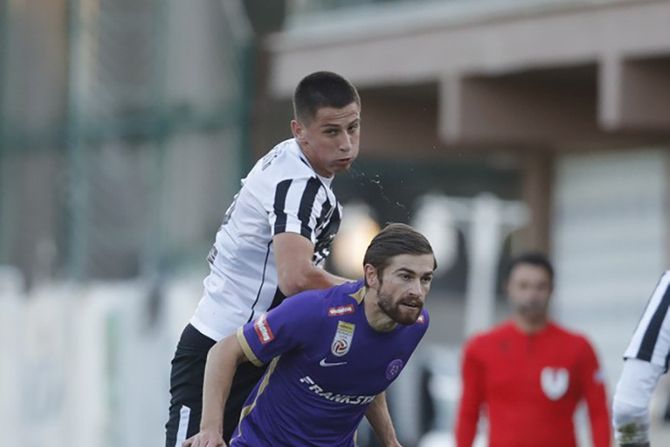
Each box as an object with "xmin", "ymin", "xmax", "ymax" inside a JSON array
[
  {"xmin": 190, "ymin": 138, "xmax": 342, "ymax": 341},
  {"xmin": 624, "ymin": 271, "xmax": 670, "ymax": 371}
]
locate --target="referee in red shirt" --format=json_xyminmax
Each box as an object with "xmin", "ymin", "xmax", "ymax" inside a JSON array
[{"xmin": 455, "ymin": 252, "xmax": 611, "ymax": 447}]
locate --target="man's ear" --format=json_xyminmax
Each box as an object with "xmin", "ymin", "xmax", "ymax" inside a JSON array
[
  {"xmin": 291, "ymin": 119, "xmax": 306, "ymax": 144},
  {"xmin": 364, "ymin": 264, "xmax": 379, "ymax": 288}
]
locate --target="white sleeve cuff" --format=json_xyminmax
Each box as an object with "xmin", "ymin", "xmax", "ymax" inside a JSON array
[{"xmin": 612, "ymin": 399, "xmax": 649, "ymax": 444}]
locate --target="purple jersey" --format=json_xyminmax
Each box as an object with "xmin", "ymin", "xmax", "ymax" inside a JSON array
[{"xmin": 231, "ymin": 280, "xmax": 429, "ymax": 447}]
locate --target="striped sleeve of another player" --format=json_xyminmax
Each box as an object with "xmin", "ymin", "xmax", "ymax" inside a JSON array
[
  {"xmin": 272, "ymin": 177, "xmax": 323, "ymax": 241},
  {"xmin": 624, "ymin": 272, "xmax": 670, "ymax": 371}
]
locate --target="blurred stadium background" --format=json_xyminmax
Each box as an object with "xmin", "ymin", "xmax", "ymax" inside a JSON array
[{"xmin": 1, "ymin": 0, "xmax": 670, "ymax": 446}]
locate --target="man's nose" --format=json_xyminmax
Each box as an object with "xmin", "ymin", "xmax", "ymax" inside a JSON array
[
  {"xmin": 409, "ymin": 279, "xmax": 425, "ymax": 298},
  {"xmin": 338, "ymin": 133, "xmax": 353, "ymax": 153}
]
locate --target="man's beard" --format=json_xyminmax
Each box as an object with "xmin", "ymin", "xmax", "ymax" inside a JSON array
[{"xmin": 377, "ymin": 287, "xmax": 423, "ymax": 326}]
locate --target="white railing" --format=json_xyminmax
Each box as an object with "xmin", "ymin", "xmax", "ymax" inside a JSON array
[{"xmin": 0, "ymin": 267, "xmax": 201, "ymax": 447}]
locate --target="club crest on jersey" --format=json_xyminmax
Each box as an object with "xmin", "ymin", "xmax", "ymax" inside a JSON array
[
  {"xmin": 416, "ymin": 314, "xmax": 426, "ymax": 324},
  {"xmin": 541, "ymin": 367, "xmax": 569, "ymax": 400},
  {"xmin": 328, "ymin": 304, "xmax": 355, "ymax": 317},
  {"xmin": 253, "ymin": 313, "xmax": 274, "ymax": 345},
  {"xmin": 331, "ymin": 321, "xmax": 355, "ymax": 357}
]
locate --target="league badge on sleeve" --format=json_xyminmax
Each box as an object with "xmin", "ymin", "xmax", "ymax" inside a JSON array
[
  {"xmin": 254, "ymin": 313, "xmax": 275, "ymax": 345},
  {"xmin": 331, "ymin": 321, "xmax": 355, "ymax": 357}
]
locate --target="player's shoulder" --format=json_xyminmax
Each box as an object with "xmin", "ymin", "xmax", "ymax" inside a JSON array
[
  {"xmin": 547, "ymin": 322, "xmax": 594, "ymax": 349},
  {"xmin": 416, "ymin": 308, "xmax": 429, "ymax": 326},
  {"xmin": 465, "ymin": 321, "xmax": 513, "ymax": 350},
  {"xmin": 321, "ymin": 280, "xmax": 366, "ymax": 316},
  {"xmin": 279, "ymin": 287, "xmax": 329, "ymax": 316},
  {"xmin": 251, "ymin": 138, "xmax": 317, "ymax": 183},
  {"xmin": 279, "ymin": 280, "xmax": 364, "ymax": 319},
  {"xmin": 406, "ymin": 309, "xmax": 430, "ymax": 339}
]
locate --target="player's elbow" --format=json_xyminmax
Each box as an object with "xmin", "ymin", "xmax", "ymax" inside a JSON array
[
  {"xmin": 208, "ymin": 334, "xmax": 247, "ymax": 366},
  {"xmin": 278, "ymin": 269, "xmax": 312, "ymax": 297},
  {"xmin": 279, "ymin": 264, "xmax": 328, "ymax": 296}
]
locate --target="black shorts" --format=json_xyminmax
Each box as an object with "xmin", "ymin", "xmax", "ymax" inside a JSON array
[{"xmin": 164, "ymin": 324, "xmax": 267, "ymax": 447}]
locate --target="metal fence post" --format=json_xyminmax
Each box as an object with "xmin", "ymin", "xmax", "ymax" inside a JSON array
[
  {"xmin": 0, "ymin": 0, "xmax": 9, "ymax": 264},
  {"xmin": 65, "ymin": 0, "xmax": 88, "ymax": 280}
]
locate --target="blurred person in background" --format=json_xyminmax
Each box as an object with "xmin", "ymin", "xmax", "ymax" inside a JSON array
[
  {"xmin": 455, "ymin": 252, "xmax": 611, "ymax": 447},
  {"xmin": 612, "ymin": 271, "xmax": 670, "ymax": 447},
  {"xmin": 182, "ymin": 223, "xmax": 435, "ymax": 447},
  {"xmin": 165, "ymin": 71, "xmax": 363, "ymax": 447}
]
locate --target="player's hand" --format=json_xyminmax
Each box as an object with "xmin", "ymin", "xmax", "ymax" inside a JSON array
[
  {"xmin": 615, "ymin": 421, "xmax": 650, "ymax": 447},
  {"xmin": 182, "ymin": 428, "xmax": 226, "ymax": 447}
]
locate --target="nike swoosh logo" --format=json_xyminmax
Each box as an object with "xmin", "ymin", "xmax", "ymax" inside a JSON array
[{"xmin": 319, "ymin": 358, "xmax": 347, "ymax": 367}]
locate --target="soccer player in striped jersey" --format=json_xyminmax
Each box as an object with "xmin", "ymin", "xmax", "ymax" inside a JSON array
[
  {"xmin": 183, "ymin": 223, "xmax": 435, "ymax": 447},
  {"xmin": 165, "ymin": 71, "xmax": 363, "ymax": 447},
  {"xmin": 613, "ymin": 271, "xmax": 670, "ymax": 447}
]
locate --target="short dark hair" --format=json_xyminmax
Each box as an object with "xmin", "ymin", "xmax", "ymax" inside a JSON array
[
  {"xmin": 505, "ymin": 251, "xmax": 554, "ymax": 283},
  {"xmin": 293, "ymin": 71, "xmax": 360, "ymax": 124},
  {"xmin": 363, "ymin": 223, "xmax": 436, "ymax": 285}
]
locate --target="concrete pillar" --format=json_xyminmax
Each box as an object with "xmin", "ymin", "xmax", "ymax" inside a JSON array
[{"xmin": 600, "ymin": 55, "xmax": 670, "ymax": 131}]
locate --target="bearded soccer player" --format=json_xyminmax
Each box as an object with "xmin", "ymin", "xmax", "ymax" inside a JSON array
[
  {"xmin": 183, "ymin": 223, "xmax": 436, "ymax": 447},
  {"xmin": 455, "ymin": 252, "xmax": 611, "ymax": 447}
]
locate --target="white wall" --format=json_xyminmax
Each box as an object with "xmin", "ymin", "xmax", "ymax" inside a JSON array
[
  {"xmin": 552, "ymin": 148, "xmax": 669, "ymax": 395},
  {"xmin": 0, "ymin": 269, "xmax": 201, "ymax": 447}
]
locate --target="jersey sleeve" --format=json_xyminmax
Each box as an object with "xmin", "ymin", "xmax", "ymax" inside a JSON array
[
  {"xmin": 269, "ymin": 176, "xmax": 328, "ymax": 244},
  {"xmin": 237, "ymin": 292, "xmax": 322, "ymax": 366},
  {"xmin": 420, "ymin": 309, "xmax": 430, "ymax": 328},
  {"xmin": 612, "ymin": 358, "xmax": 664, "ymax": 445},
  {"xmin": 455, "ymin": 338, "xmax": 485, "ymax": 447},
  {"xmin": 415, "ymin": 310, "xmax": 430, "ymax": 338},
  {"xmin": 624, "ymin": 271, "xmax": 670, "ymax": 371},
  {"xmin": 577, "ymin": 338, "xmax": 611, "ymax": 447}
]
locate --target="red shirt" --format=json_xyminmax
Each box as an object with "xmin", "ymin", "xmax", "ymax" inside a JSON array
[{"xmin": 455, "ymin": 321, "xmax": 610, "ymax": 447}]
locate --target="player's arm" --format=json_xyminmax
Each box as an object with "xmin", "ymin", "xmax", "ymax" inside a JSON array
[
  {"xmin": 612, "ymin": 358, "xmax": 664, "ymax": 447},
  {"xmin": 455, "ymin": 341, "xmax": 484, "ymax": 447},
  {"xmin": 270, "ymin": 177, "xmax": 350, "ymax": 296},
  {"xmin": 365, "ymin": 392, "xmax": 402, "ymax": 447},
  {"xmin": 182, "ymin": 335, "xmax": 248, "ymax": 447},
  {"xmin": 613, "ymin": 271, "xmax": 670, "ymax": 447},
  {"xmin": 273, "ymin": 232, "xmax": 349, "ymax": 296},
  {"xmin": 578, "ymin": 340, "xmax": 611, "ymax": 447}
]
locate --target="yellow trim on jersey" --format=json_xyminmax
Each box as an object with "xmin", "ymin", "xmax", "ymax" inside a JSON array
[
  {"xmin": 349, "ymin": 285, "xmax": 366, "ymax": 304},
  {"xmin": 237, "ymin": 327, "xmax": 264, "ymax": 367},
  {"xmin": 237, "ymin": 356, "xmax": 280, "ymax": 435}
]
